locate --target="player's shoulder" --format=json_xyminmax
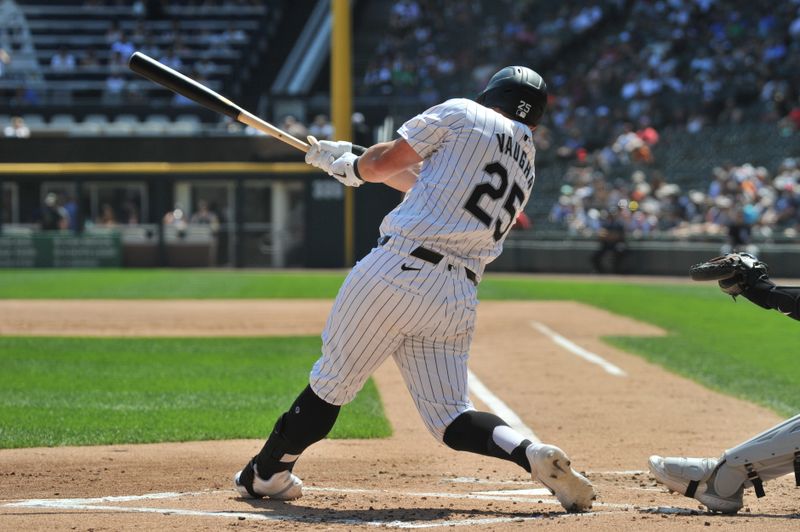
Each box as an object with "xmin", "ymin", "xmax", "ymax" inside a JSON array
[
  {"xmin": 426, "ymin": 98, "xmax": 492, "ymax": 126},
  {"xmin": 435, "ymin": 98, "xmax": 484, "ymax": 116}
]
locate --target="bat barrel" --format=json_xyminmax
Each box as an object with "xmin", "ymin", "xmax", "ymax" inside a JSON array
[{"xmin": 128, "ymin": 52, "xmax": 243, "ymax": 119}]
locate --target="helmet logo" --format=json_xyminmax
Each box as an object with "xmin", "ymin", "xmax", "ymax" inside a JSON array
[{"xmin": 516, "ymin": 100, "xmax": 531, "ymax": 119}]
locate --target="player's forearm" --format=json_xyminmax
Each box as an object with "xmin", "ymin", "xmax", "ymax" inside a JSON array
[
  {"xmin": 742, "ymin": 278, "xmax": 800, "ymax": 321},
  {"xmin": 357, "ymin": 142, "xmax": 403, "ymax": 183},
  {"xmin": 357, "ymin": 139, "xmax": 423, "ymax": 185},
  {"xmin": 382, "ymin": 167, "xmax": 418, "ymax": 192}
]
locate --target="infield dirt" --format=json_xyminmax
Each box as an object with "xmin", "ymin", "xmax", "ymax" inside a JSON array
[{"xmin": 0, "ymin": 299, "xmax": 797, "ymax": 530}]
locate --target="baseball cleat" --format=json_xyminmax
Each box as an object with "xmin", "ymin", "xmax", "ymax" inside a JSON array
[
  {"xmin": 233, "ymin": 458, "xmax": 303, "ymax": 500},
  {"xmin": 526, "ymin": 443, "xmax": 596, "ymax": 512},
  {"xmin": 648, "ymin": 455, "xmax": 743, "ymax": 514}
]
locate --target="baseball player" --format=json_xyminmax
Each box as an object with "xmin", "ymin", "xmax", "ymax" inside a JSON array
[
  {"xmin": 233, "ymin": 66, "xmax": 596, "ymax": 512},
  {"xmin": 649, "ymin": 253, "xmax": 800, "ymax": 513}
]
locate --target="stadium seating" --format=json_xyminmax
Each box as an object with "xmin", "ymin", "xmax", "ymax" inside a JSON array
[{"xmin": 2, "ymin": 0, "xmax": 279, "ymax": 135}]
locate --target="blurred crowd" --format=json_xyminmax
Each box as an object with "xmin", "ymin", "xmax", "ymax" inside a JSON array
[
  {"xmin": 366, "ymin": 0, "xmax": 800, "ymax": 158},
  {"xmin": 549, "ymin": 157, "xmax": 800, "ymax": 242}
]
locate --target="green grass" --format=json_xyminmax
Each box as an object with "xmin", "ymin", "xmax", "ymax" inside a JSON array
[
  {"xmin": 3, "ymin": 269, "xmax": 799, "ymax": 443},
  {"xmin": 0, "ymin": 269, "xmax": 346, "ymax": 299},
  {"xmin": 0, "ymin": 336, "xmax": 391, "ymax": 448},
  {"xmin": 480, "ymin": 278, "xmax": 800, "ymax": 416}
]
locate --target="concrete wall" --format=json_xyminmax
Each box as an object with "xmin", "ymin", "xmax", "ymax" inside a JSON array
[{"xmin": 490, "ymin": 239, "xmax": 800, "ymax": 278}]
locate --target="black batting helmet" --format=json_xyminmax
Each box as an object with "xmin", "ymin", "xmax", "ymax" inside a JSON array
[{"xmin": 476, "ymin": 66, "xmax": 548, "ymax": 126}]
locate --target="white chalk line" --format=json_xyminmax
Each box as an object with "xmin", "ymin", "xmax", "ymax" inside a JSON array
[
  {"xmin": 467, "ymin": 369, "xmax": 539, "ymax": 442},
  {"xmin": 444, "ymin": 471, "xmax": 647, "ymax": 485},
  {"xmin": 3, "ymin": 485, "xmax": 650, "ymax": 528},
  {"xmin": 531, "ymin": 321, "xmax": 627, "ymax": 377}
]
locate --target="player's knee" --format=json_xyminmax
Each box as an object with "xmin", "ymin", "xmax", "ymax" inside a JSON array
[
  {"xmin": 417, "ymin": 402, "xmax": 472, "ymax": 444},
  {"xmin": 308, "ymin": 377, "xmax": 361, "ymax": 406}
]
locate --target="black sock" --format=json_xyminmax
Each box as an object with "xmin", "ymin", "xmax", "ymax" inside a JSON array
[
  {"xmin": 443, "ymin": 411, "xmax": 532, "ymax": 473},
  {"xmin": 254, "ymin": 385, "xmax": 340, "ymax": 477}
]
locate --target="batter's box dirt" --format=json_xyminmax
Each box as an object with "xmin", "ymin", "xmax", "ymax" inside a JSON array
[{"xmin": 1, "ymin": 300, "xmax": 799, "ymax": 531}]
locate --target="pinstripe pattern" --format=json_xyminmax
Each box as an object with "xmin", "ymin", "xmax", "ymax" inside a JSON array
[
  {"xmin": 309, "ymin": 246, "xmax": 477, "ymax": 441},
  {"xmin": 310, "ymin": 98, "xmax": 537, "ymax": 442},
  {"xmin": 380, "ymin": 98, "xmax": 536, "ymax": 279}
]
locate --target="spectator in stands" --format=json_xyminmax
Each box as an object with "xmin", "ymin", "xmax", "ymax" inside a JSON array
[
  {"xmin": 50, "ymin": 46, "xmax": 77, "ymax": 72},
  {"xmin": 105, "ymin": 21, "xmax": 122, "ymax": 45},
  {"xmin": 3, "ymin": 116, "xmax": 30, "ymax": 138},
  {"xmin": 163, "ymin": 205, "xmax": 188, "ymax": 232},
  {"xmin": 221, "ymin": 23, "xmax": 247, "ymax": 44},
  {"xmin": 159, "ymin": 47, "xmax": 183, "ymax": 71},
  {"xmin": 40, "ymin": 193, "xmax": 69, "ymax": 231},
  {"xmin": 279, "ymin": 115, "xmax": 308, "ymax": 139},
  {"xmin": 104, "ymin": 72, "xmax": 126, "ymax": 104},
  {"xmin": 10, "ymin": 86, "xmax": 39, "ymax": 107},
  {"xmin": 111, "ymin": 33, "xmax": 135, "ymax": 61},
  {"xmin": 308, "ymin": 114, "xmax": 333, "ymax": 140},
  {"xmin": 0, "ymin": 48, "xmax": 10, "ymax": 78},
  {"xmin": 352, "ymin": 112, "xmax": 371, "ymax": 147},
  {"xmin": 591, "ymin": 209, "xmax": 627, "ymax": 274},
  {"xmin": 80, "ymin": 49, "xmax": 100, "ymax": 69},
  {"xmin": 194, "ymin": 58, "xmax": 216, "ymax": 77},
  {"xmin": 190, "ymin": 200, "xmax": 220, "ymax": 233},
  {"xmin": 64, "ymin": 195, "xmax": 79, "ymax": 231},
  {"xmin": 96, "ymin": 203, "xmax": 118, "ymax": 227}
]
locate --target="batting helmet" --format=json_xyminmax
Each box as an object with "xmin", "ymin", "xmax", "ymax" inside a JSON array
[{"xmin": 476, "ymin": 66, "xmax": 548, "ymax": 126}]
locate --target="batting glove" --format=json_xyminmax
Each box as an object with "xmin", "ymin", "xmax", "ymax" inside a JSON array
[
  {"xmin": 329, "ymin": 152, "xmax": 364, "ymax": 187},
  {"xmin": 305, "ymin": 136, "xmax": 353, "ymax": 174}
]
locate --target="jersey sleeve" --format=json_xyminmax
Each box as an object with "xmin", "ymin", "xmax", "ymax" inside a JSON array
[{"xmin": 397, "ymin": 99, "xmax": 466, "ymax": 159}]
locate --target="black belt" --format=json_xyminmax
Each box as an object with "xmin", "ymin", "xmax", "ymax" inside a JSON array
[
  {"xmin": 378, "ymin": 236, "xmax": 476, "ymax": 284},
  {"xmin": 411, "ymin": 246, "xmax": 478, "ymax": 284}
]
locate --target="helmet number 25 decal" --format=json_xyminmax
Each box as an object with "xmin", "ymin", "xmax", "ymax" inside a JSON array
[
  {"xmin": 463, "ymin": 162, "xmax": 525, "ymax": 241},
  {"xmin": 516, "ymin": 100, "xmax": 531, "ymax": 119}
]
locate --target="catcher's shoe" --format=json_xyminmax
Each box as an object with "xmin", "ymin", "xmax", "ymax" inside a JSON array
[
  {"xmin": 233, "ymin": 458, "xmax": 303, "ymax": 500},
  {"xmin": 526, "ymin": 443, "xmax": 596, "ymax": 512},
  {"xmin": 648, "ymin": 456, "xmax": 743, "ymax": 514}
]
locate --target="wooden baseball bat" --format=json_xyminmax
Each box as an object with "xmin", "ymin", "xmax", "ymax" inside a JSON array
[{"xmin": 128, "ymin": 51, "xmax": 310, "ymax": 152}]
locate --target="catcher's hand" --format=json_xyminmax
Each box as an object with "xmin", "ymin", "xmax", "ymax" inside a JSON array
[{"xmin": 689, "ymin": 252, "xmax": 768, "ymax": 296}]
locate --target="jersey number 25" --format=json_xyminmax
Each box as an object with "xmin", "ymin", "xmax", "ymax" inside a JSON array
[{"xmin": 463, "ymin": 161, "xmax": 525, "ymax": 242}]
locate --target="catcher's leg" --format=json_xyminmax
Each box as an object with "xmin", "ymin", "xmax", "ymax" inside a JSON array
[{"xmin": 649, "ymin": 413, "xmax": 800, "ymax": 513}]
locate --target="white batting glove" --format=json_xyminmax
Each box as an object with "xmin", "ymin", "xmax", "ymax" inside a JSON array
[
  {"xmin": 329, "ymin": 152, "xmax": 364, "ymax": 187},
  {"xmin": 304, "ymin": 136, "xmax": 353, "ymax": 174}
]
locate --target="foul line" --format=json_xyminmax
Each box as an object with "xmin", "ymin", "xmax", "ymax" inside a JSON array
[
  {"xmin": 3, "ymin": 487, "xmax": 639, "ymax": 529},
  {"xmin": 531, "ymin": 322, "xmax": 626, "ymax": 377},
  {"xmin": 467, "ymin": 370, "xmax": 539, "ymax": 442}
]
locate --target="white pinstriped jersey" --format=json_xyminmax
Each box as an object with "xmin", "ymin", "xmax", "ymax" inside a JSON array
[
  {"xmin": 380, "ymin": 98, "xmax": 537, "ymax": 277},
  {"xmin": 309, "ymin": 97, "xmax": 540, "ymax": 441}
]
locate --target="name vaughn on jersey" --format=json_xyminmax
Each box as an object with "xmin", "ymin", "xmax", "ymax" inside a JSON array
[{"xmin": 495, "ymin": 132, "xmax": 534, "ymax": 189}]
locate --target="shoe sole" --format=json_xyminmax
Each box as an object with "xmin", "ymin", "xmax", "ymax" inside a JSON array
[{"xmin": 529, "ymin": 446, "xmax": 595, "ymax": 512}]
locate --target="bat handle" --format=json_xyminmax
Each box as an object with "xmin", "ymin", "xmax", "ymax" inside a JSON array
[
  {"xmin": 306, "ymin": 135, "xmax": 367, "ymax": 156},
  {"xmin": 239, "ymin": 111, "xmax": 310, "ymax": 153}
]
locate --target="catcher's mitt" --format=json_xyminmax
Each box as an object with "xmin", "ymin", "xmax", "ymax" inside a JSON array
[{"xmin": 689, "ymin": 253, "xmax": 768, "ymax": 296}]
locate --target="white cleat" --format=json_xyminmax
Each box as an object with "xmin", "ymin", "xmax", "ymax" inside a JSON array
[
  {"xmin": 234, "ymin": 459, "xmax": 303, "ymax": 501},
  {"xmin": 648, "ymin": 455, "xmax": 743, "ymax": 514},
  {"xmin": 527, "ymin": 443, "xmax": 596, "ymax": 512}
]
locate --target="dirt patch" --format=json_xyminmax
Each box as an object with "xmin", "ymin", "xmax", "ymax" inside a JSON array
[{"xmin": 0, "ymin": 300, "xmax": 796, "ymax": 530}]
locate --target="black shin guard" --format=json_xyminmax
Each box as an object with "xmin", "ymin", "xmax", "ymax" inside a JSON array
[
  {"xmin": 254, "ymin": 385, "xmax": 340, "ymax": 477},
  {"xmin": 443, "ymin": 411, "xmax": 532, "ymax": 473}
]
